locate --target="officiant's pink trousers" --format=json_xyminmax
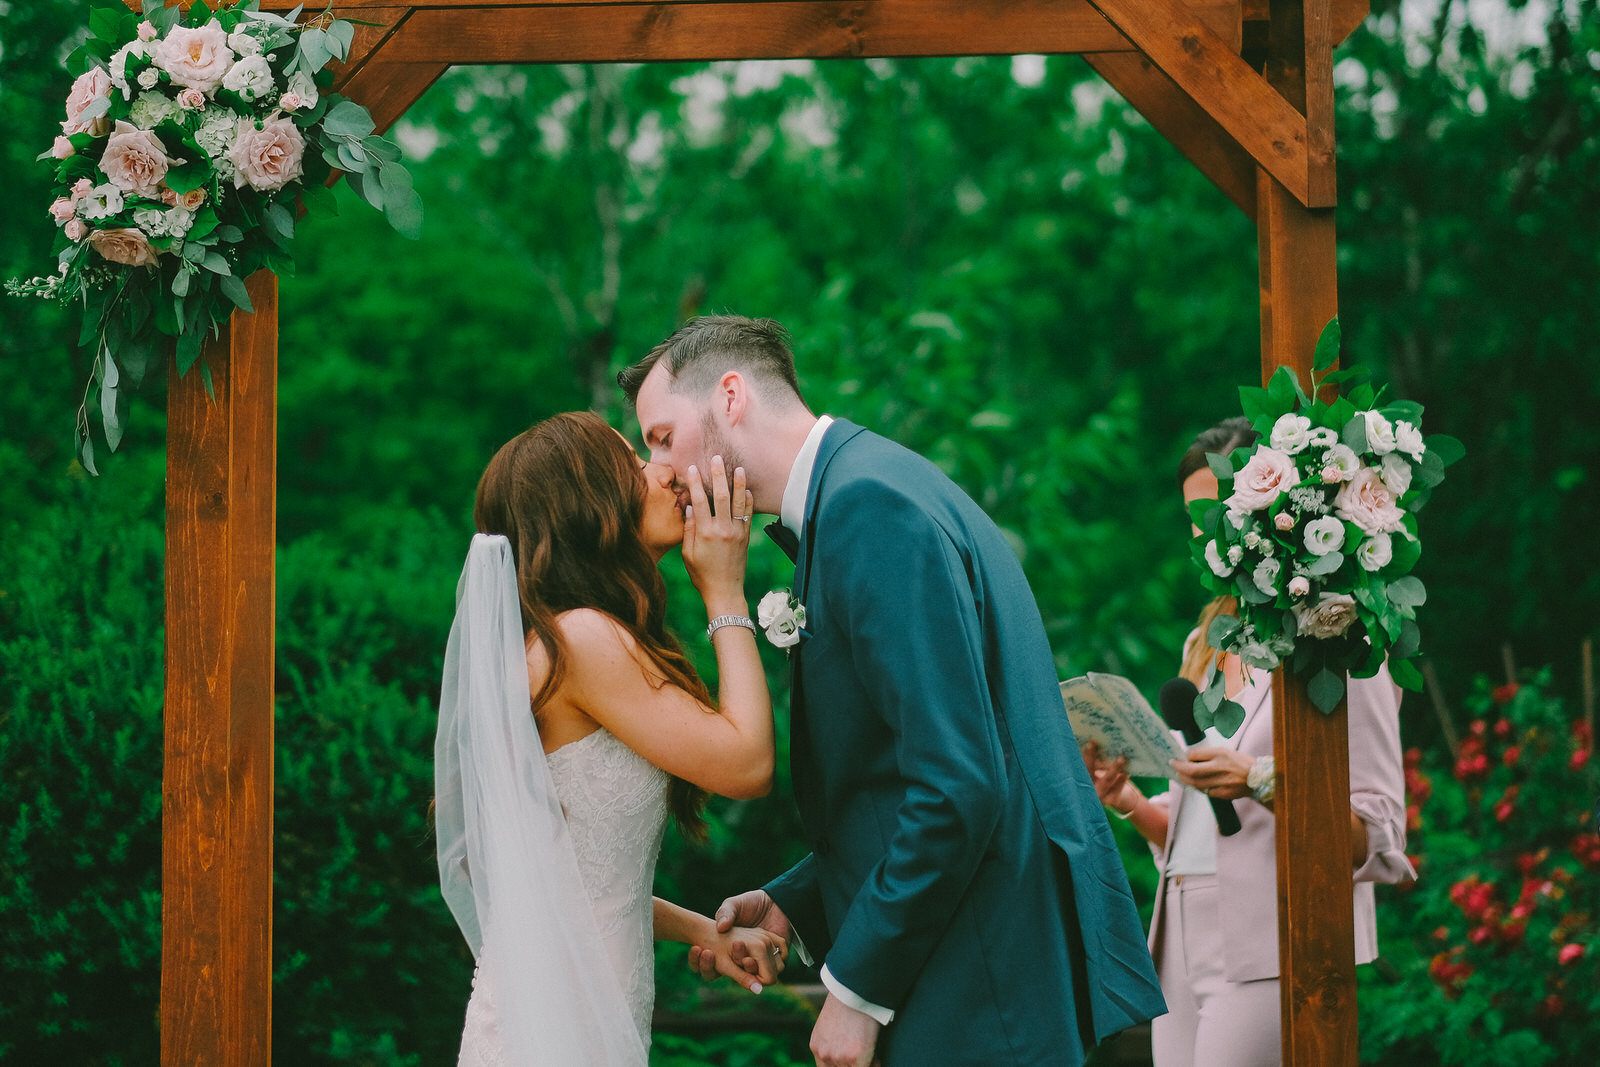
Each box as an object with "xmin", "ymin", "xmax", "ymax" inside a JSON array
[{"xmin": 1150, "ymin": 875, "xmax": 1280, "ymax": 1067}]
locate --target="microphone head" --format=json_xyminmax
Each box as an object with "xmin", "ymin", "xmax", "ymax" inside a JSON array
[{"xmin": 1159, "ymin": 677, "xmax": 1202, "ymax": 736}]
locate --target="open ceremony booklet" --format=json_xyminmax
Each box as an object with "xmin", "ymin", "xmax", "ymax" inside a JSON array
[{"xmin": 1059, "ymin": 673, "xmax": 1184, "ymax": 779}]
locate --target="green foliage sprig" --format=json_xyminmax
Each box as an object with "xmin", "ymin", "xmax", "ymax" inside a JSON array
[
  {"xmin": 1188, "ymin": 317, "xmax": 1464, "ymax": 733},
  {"xmin": 6, "ymin": 0, "xmax": 421, "ymax": 474}
]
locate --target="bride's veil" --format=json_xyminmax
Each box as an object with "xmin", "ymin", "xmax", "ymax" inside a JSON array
[{"xmin": 435, "ymin": 533, "xmax": 647, "ymax": 1064}]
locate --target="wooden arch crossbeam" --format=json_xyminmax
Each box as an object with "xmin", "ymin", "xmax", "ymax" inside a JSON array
[{"xmin": 145, "ymin": 2, "xmax": 1364, "ymax": 1064}]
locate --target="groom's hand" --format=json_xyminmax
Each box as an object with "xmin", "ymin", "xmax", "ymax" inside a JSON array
[
  {"xmin": 810, "ymin": 995, "xmax": 881, "ymax": 1067},
  {"xmin": 687, "ymin": 890, "xmax": 792, "ymax": 981}
]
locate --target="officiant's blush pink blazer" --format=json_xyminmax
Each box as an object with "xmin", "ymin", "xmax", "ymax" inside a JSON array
[{"xmin": 1147, "ymin": 662, "xmax": 1415, "ymax": 983}]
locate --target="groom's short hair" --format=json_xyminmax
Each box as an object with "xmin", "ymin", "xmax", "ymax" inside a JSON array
[{"xmin": 618, "ymin": 315, "xmax": 804, "ymax": 407}]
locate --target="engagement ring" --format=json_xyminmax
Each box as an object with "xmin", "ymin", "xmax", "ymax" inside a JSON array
[{"xmin": 768, "ymin": 945, "xmax": 781, "ymax": 957}]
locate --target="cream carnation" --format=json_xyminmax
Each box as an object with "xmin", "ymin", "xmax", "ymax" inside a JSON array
[
  {"xmin": 1225, "ymin": 447, "xmax": 1297, "ymax": 512},
  {"xmin": 89, "ymin": 227, "xmax": 159, "ymax": 267},
  {"xmin": 226, "ymin": 115, "xmax": 305, "ymax": 191},
  {"xmin": 1334, "ymin": 467, "xmax": 1406, "ymax": 536},
  {"xmin": 101, "ymin": 120, "xmax": 177, "ymax": 197},
  {"xmin": 154, "ymin": 21, "xmax": 234, "ymax": 93}
]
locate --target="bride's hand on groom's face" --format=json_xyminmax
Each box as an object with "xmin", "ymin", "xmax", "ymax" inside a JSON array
[{"xmin": 681, "ymin": 455, "xmax": 753, "ymax": 606}]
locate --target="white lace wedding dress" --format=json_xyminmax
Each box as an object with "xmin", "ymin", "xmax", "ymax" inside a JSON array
[{"xmin": 457, "ymin": 728, "xmax": 669, "ymax": 1064}]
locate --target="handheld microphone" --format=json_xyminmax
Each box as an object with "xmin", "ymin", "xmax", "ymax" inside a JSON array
[{"xmin": 1158, "ymin": 678, "xmax": 1242, "ymax": 837}]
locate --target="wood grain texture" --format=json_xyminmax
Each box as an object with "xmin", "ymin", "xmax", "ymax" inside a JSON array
[
  {"xmin": 1086, "ymin": 50, "xmax": 1257, "ymax": 220},
  {"xmin": 336, "ymin": 60, "xmax": 451, "ymax": 135},
  {"xmin": 162, "ymin": 273, "xmax": 277, "ymax": 1067},
  {"xmin": 1089, "ymin": 0, "xmax": 1311, "ymax": 203}
]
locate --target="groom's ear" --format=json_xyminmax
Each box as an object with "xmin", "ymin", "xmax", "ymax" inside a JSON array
[{"xmin": 719, "ymin": 370, "xmax": 751, "ymax": 425}]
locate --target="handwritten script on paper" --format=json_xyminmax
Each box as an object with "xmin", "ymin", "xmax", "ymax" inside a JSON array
[{"xmin": 1059, "ymin": 673, "xmax": 1184, "ymax": 779}]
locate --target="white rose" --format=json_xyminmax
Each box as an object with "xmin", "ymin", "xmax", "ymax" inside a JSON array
[
  {"xmin": 108, "ymin": 41, "xmax": 150, "ymax": 99},
  {"xmin": 1303, "ymin": 515, "xmax": 1346, "ymax": 557},
  {"xmin": 1395, "ymin": 420, "xmax": 1426, "ymax": 461},
  {"xmin": 756, "ymin": 590, "xmax": 807, "ymax": 648},
  {"xmin": 1334, "ymin": 467, "xmax": 1407, "ymax": 536},
  {"xmin": 1294, "ymin": 593, "xmax": 1360, "ymax": 639},
  {"xmin": 154, "ymin": 21, "xmax": 234, "ymax": 93},
  {"xmin": 1362, "ymin": 410, "xmax": 1397, "ymax": 455},
  {"xmin": 1321, "ymin": 444, "xmax": 1360, "ymax": 483},
  {"xmin": 1227, "ymin": 545, "xmax": 1244, "ymax": 567},
  {"xmin": 1204, "ymin": 540, "xmax": 1232, "ymax": 578},
  {"xmin": 137, "ymin": 68, "xmax": 160, "ymax": 90},
  {"xmin": 1225, "ymin": 447, "xmax": 1298, "ymax": 512},
  {"xmin": 1270, "ymin": 413, "xmax": 1313, "ymax": 454},
  {"xmin": 222, "ymin": 54, "xmax": 274, "ymax": 102},
  {"xmin": 1380, "ymin": 452, "xmax": 1413, "ymax": 496},
  {"xmin": 1252, "ymin": 557, "xmax": 1281, "ymax": 595},
  {"xmin": 1356, "ymin": 533, "xmax": 1393, "ymax": 572}
]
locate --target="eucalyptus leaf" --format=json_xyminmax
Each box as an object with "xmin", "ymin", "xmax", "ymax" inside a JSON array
[
  {"xmin": 384, "ymin": 187, "xmax": 424, "ymax": 240},
  {"xmin": 1427, "ymin": 434, "xmax": 1466, "ymax": 467},
  {"xmin": 327, "ymin": 19, "xmax": 356, "ymax": 60},
  {"xmin": 1206, "ymin": 613, "xmax": 1243, "ymax": 651},
  {"xmin": 1212, "ymin": 699, "xmax": 1247, "ymax": 738},
  {"xmin": 336, "ymin": 139, "xmax": 366, "ymax": 173},
  {"xmin": 219, "ymin": 272, "xmax": 254, "ymax": 313},
  {"xmin": 201, "ymin": 252, "xmax": 231, "ymax": 276},
  {"xmin": 172, "ymin": 268, "xmax": 191, "ymax": 297},
  {"xmin": 78, "ymin": 434, "xmax": 98, "ymax": 476},
  {"xmin": 1308, "ymin": 668, "xmax": 1345, "ymax": 713},
  {"xmin": 322, "ymin": 100, "xmax": 376, "ymax": 139},
  {"xmin": 1388, "ymin": 576, "xmax": 1427, "ymax": 608},
  {"xmin": 100, "ymin": 367, "xmax": 124, "ymax": 452},
  {"xmin": 1307, "ymin": 551, "xmax": 1343, "ymax": 576},
  {"xmin": 175, "ymin": 324, "xmax": 203, "ymax": 376},
  {"xmin": 1341, "ymin": 415, "xmax": 1368, "ymax": 454},
  {"xmin": 1392, "ymin": 618, "xmax": 1422, "ymax": 660}
]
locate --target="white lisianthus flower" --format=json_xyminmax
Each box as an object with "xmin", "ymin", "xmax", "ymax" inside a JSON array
[
  {"xmin": 222, "ymin": 54, "xmax": 275, "ymax": 102},
  {"xmin": 1303, "ymin": 515, "xmax": 1346, "ymax": 556},
  {"xmin": 1321, "ymin": 444, "xmax": 1360, "ymax": 483},
  {"xmin": 756, "ymin": 589, "xmax": 807, "ymax": 649},
  {"xmin": 1395, "ymin": 420, "xmax": 1426, "ymax": 461},
  {"xmin": 1380, "ymin": 452, "xmax": 1413, "ymax": 496},
  {"xmin": 1362, "ymin": 410, "xmax": 1398, "ymax": 455},
  {"xmin": 1270, "ymin": 413, "xmax": 1313, "ymax": 454},
  {"xmin": 1307, "ymin": 426, "xmax": 1338, "ymax": 448},
  {"xmin": 1204, "ymin": 540, "xmax": 1233, "ymax": 578},
  {"xmin": 227, "ymin": 29, "xmax": 263, "ymax": 57},
  {"xmin": 1357, "ymin": 533, "xmax": 1393, "ymax": 572},
  {"xmin": 1253, "ymin": 557, "xmax": 1281, "ymax": 595},
  {"xmin": 1294, "ymin": 593, "xmax": 1360, "ymax": 639},
  {"xmin": 79, "ymin": 184, "xmax": 125, "ymax": 220},
  {"xmin": 287, "ymin": 70, "xmax": 319, "ymax": 110}
]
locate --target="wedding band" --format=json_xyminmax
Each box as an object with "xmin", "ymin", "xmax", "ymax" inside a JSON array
[
  {"xmin": 739, "ymin": 515, "xmax": 751, "ymax": 523},
  {"xmin": 768, "ymin": 945, "xmax": 781, "ymax": 957}
]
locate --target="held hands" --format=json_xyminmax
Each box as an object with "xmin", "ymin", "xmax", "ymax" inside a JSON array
[
  {"xmin": 681, "ymin": 455, "xmax": 754, "ymax": 605},
  {"xmin": 686, "ymin": 890, "xmax": 793, "ymax": 984},
  {"xmin": 1080, "ymin": 739, "xmax": 1142, "ymax": 815},
  {"xmin": 696, "ymin": 923, "xmax": 788, "ymax": 994},
  {"xmin": 1170, "ymin": 744, "xmax": 1256, "ymax": 801}
]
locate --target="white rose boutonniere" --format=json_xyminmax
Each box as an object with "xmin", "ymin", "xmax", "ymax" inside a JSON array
[{"xmin": 757, "ymin": 589, "xmax": 807, "ymax": 649}]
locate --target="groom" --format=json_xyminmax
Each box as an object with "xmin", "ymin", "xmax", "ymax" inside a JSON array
[{"xmin": 621, "ymin": 316, "xmax": 1164, "ymax": 1066}]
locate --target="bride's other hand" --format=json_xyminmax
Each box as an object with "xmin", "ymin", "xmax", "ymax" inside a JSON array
[{"xmin": 681, "ymin": 455, "xmax": 753, "ymax": 608}]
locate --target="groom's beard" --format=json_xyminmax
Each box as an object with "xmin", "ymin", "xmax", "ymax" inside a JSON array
[{"xmin": 692, "ymin": 411, "xmax": 745, "ymax": 517}]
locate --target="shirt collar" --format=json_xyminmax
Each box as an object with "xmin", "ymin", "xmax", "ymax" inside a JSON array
[{"xmin": 779, "ymin": 415, "xmax": 833, "ymax": 536}]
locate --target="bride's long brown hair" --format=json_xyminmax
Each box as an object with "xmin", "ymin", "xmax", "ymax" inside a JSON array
[{"xmin": 473, "ymin": 411, "xmax": 709, "ymax": 840}]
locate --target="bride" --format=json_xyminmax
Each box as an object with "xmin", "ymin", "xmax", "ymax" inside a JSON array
[{"xmin": 437, "ymin": 411, "xmax": 786, "ymax": 1065}]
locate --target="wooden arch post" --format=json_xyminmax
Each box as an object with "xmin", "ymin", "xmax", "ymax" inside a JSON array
[{"xmin": 155, "ymin": 2, "xmax": 1363, "ymax": 1063}]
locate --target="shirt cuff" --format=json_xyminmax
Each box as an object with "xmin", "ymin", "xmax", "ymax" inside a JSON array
[{"xmin": 820, "ymin": 964, "xmax": 895, "ymax": 1026}]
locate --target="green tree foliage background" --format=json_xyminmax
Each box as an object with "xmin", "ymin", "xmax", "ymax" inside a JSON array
[{"xmin": 2, "ymin": 0, "xmax": 1597, "ymax": 1062}]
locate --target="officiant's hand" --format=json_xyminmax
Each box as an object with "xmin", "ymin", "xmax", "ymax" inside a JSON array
[
  {"xmin": 687, "ymin": 890, "xmax": 793, "ymax": 982},
  {"xmin": 1171, "ymin": 744, "xmax": 1254, "ymax": 801},
  {"xmin": 1081, "ymin": 740, "xmax": 1142, "ymax": 814},
  {"xmin": 681, "ymin": 456, "xmax": 754, "ymax": 607}
]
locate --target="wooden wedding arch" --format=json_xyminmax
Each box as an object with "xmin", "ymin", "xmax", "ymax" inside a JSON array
[{"xmin": 153, "ymin": 1, "xmax": 1367, "ymax": 1063}]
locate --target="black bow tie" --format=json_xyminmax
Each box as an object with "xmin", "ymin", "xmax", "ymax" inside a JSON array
[{"xmin": 765, "ymin": 522, "xmax": 799, "ymax": 563}]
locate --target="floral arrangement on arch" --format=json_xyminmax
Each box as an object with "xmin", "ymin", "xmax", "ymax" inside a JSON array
[
  {"xmin": 1188, "ymin": 318, "xmax": 1464, "ymax": 735},
  {"xmin": 6, "ymin": 0, "xmax": 420, "ymax": 474}
]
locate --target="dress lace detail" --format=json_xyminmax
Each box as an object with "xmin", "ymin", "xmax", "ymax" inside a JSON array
[{"xmin": 458, "ymin": 729, "xmax": 669, "ymax": 1062}]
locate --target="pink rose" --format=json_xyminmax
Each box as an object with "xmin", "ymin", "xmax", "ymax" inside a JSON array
[
  {"xmin": 177, "ymin": 188, "xmax": 207, "ymax": 210},
  {"xmin": 89, "ymin": 227, "xmax": 159, "ymax": 267},
  {"xmin": 1334, "ymin": 467, "xmax": 1406, "ymax": 536},
  {"xmin": 1224, "ymin": 447, "xmax": 1297, "ymax": 512},
  {"xmin": 176, "ymin": 87, "xmax": 207, "ymax": 111},
  {"xmin": 62, "ymin": 67, "xmax": 112, "ymax": 136},
  {"xmin": 101, "ymin": 120, "xmax": 177, "ymax": 197},
  {"xmin": 1274, "ymin": 511, "xmax": 1295, "ymax": 531},
  {"xmin": 52, "ymin": 135, "xmax": 76, "ymax": 159},
  {"xmin": 64, "ymin": 219, "xmax": 88, "ymax": 242},
  {"xmin": 226, "ymin": 115, "xmax": 305, "ymax": 192},
  {"xmin": 1288, "ymin": 576, "xmax": 1311, "ymax": 599},
  {"xmin": 137, "ymin": 20, "xmax": 158, "ymax": 42},
  {"xmin": 70, "ymin": 177, "xmax": 95, "ymax": 201},
  {"xmin": 161, "ymin": 187, "xmax": 180, "ymax": 207},
  {"xmin": 278, "ymin": 92, "xmax": 302, "ymax": 111},
  {"xmin": 49, "ymin": 197, "xmax": 76, "ymax": 224},
  {"xmin": 1294, "ymin": 592, "xmax": 1359, "ymax": 639},
  {"xmin": 154, "ymin": 21, "xmax": 234, "ymax": 93}
]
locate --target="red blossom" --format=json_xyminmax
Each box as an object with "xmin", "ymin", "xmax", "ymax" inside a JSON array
[
  {"xmin": 1558, "ymin": 943, "xmax": 1585, "ymax": 966},
  {"xmin": 1502, "ymin": 745, "xmax": 1521, "ymax": 767},
  {"xmin": 1455, "ymin": 752, "xmax": 1491, "ymax": 781},
  {"xmin": 1469, "ymin": 924, "xmax": 1495, "ymax": 946},
  {"xmin": 1406, "ymin": 804, "xmax": 1423, "ymax": 834},
  {"xmin": 1404, "ymin": 746, "xmax": 1423, "ymax": 769},
  {"xmin": 1470, "ymin": 718, "xmax": 1489, "ymax": 736},
  {"xmin": 1537, "ymin": 994, "xmax": 1565, "ymax": 1019},
  {"xmin": 1574, "ymin": 720, "xmax": 1593, "ymax": 745},
  {"xmin": 1501, "ymin": 921, "xmax": 1526, "ymax": 947},
  {"xmin": 1571, "ymin": 833, "xmax": 1600, "ymax": 869},
  {"xmin": 1451, "ymin": 877, "xmax": 1496, "ymax": 921},
  {"xmin": 1571, "ymin": 748, "xmax": 1592, "ymax": 772},
  {"xmin": 1432, "ymin": 925, "xmax": 1451, "ymax": 941},
  {"xmin": 1492, "ymin": 683, "xmax": 1520, "ymax": 705},
  {"xmin": 1428, "ymin": 950, "xmax": 1474, "ymax": 997},
  {"xmin": 1493, "ymin": 717, "xmax": 1513, "ymax": 738},
  {"xmin": 1494, "ymin": 799, "xmax": 1516, "ymax": 822}
]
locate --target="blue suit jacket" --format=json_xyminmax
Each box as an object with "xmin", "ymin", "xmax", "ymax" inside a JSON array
[{"xmin": 765, "ymin": 422, "xmax": 1165, "ymax": 1065}]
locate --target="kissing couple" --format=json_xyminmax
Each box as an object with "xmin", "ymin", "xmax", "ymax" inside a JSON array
[{"xmin": 438, "ymin": 315, "xmax": 1165, "ymax": 1066}]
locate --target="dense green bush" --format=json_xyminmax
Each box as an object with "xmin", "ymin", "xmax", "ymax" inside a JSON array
[{"xmin": 1360, "ymin": 670, "xmax": 1599, "ymax": 1065}]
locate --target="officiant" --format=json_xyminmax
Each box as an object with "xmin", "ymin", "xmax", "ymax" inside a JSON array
[{"xmin": 1080, "ymin": 417, "xmax": 1415, "ymax": 1067}]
